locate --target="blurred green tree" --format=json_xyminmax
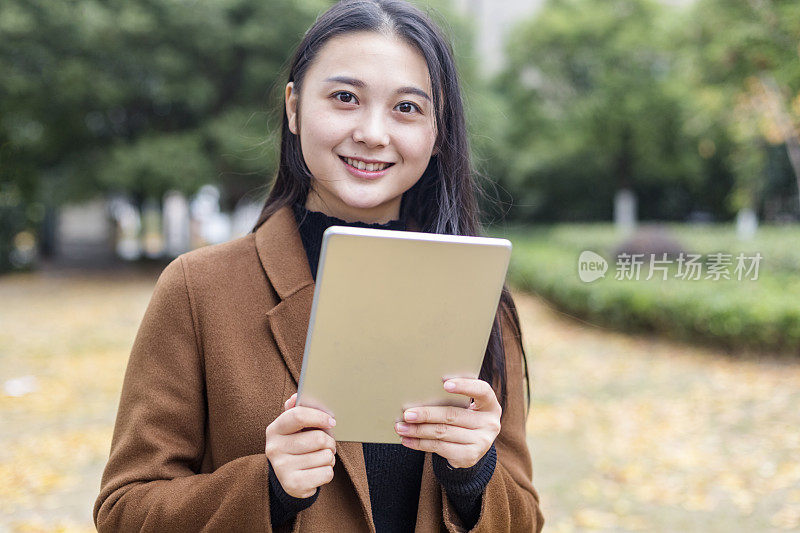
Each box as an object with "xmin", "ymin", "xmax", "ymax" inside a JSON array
[
  {"xmin": 489, "ymin": 0, "xmax": 733, "ymax": 222},
  {"xmin": 684, "ymin": 0, "xmax": 800, "ymax": 216}
]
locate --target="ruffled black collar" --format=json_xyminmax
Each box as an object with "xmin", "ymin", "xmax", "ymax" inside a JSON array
[{"xmin": 291, "ymin": 202, "xmax": 407, "ymax": 281}]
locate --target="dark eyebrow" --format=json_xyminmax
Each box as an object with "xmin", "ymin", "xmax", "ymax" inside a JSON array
[{"xmin": 323, "ymin": 75, "xmax": 431, "ymax": 102}]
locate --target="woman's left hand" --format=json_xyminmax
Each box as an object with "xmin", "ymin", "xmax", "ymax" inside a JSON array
[{"xmin": 395, "ymin": 378, "xmax": 501, "ymax": 468}]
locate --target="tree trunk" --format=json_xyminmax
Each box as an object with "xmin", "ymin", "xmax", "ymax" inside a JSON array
[{"xmin": 759, "ymin": 74, "xmax": 800, "ymax": 212}]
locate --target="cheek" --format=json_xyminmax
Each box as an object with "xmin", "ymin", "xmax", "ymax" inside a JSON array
[
  {"xmin": 396, "ymin": 127, "xmax": 437, "ymax": 163},
  {"xmin": 299, "ymin": 106, "xmax": 350, "ymax": 151}
]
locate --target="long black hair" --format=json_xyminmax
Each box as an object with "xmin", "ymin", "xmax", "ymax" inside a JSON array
[{"xmin": 252, "ymin": 0, "xmax": 530, "ymax": 415}]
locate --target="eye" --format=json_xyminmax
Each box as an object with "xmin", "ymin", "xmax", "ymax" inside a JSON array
[
  {"xmin": 396, "ymin": 101, "xmax": 421, "ymax": 114},
  {"xmin": 333, "ymin": 91, "xmax": 358, "ymax": 104}
]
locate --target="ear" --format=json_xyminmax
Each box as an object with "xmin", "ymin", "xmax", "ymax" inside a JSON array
[{"xmin": 285, "ymin": 82, "xmax": 298, "ymax": 135}]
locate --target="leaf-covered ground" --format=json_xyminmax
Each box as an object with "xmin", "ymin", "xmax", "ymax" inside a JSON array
[
  {"xmin": 517, "ymin": 292, "xmax": 800, "ymax": 532},
  {"xmin": 0, "ymin": 270, "xmax": 158, "ymax": 532},
  {"xmin": 0, "ymin": 272, "xmax": 798, "ymax": 531}
]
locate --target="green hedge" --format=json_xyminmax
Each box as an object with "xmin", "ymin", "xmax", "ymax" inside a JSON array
[{"xmin": 501, "ymin": 225, "xmax": 800, "ymax": 354}]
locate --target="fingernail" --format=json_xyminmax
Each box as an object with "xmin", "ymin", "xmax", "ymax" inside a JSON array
[
  {"xmin": 444, "ymin": 381, "xmax": 456, "ymax": 391},
  {"xmin": 329, "ymin": 417, "xmax": 336, "ymax": 427},
  {"xmin": 396, "ymin": 422, "xmax": 409, "ymax": 433},
  {"xmin": 405, "ymin": 411, "xmax": 418, "ymax": 421}
]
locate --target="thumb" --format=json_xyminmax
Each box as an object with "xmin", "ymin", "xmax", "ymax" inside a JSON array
[{"xmin": 284, "ymin": 393, "xmax": 297, "ymax": 411}]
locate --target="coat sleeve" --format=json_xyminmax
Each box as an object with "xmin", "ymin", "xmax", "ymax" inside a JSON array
[
  {"xmin": 441, "ymin": 301, "xmax": 545, "ymax": 533},
  {"xmin": 93, "ymin": 257, "xmax": 281, "ymax": 532}
]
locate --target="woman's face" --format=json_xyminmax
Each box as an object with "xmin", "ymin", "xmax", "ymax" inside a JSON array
[{"xmin": 285, "ymin": 31, "xmax": 438, "ymax": 223}]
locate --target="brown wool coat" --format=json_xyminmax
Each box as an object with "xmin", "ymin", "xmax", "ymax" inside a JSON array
[{"xmin": 94, "ymin": 205, "xmax": 544, "ymax": 532}]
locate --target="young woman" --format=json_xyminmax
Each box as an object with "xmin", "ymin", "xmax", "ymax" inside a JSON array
[{"xmin": 94, "ymin": 1, "xmax": 544, "ymax": 531}]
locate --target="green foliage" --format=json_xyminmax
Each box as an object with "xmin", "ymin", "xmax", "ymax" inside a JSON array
[
  {"xmin": 687, "ymin": 0, "xmax": 800, "ymax": 87},
  {"xmin": 681, "ymin": 0, "xmax": 800, "ymax": 214},
  {"xmin": 99, "ymin": 132, "xmax": 213, "ymax": 199},
  {"xmin": 0, "ymin": 0, "xmax": 328, "ymax": 211},
  {"xmin": 503, "ymin": 224, "xmax": 800, "ymax": 353},
  {"xmin": 0, "ymin": 0, "xmax": 322, "ymax": 271},
  {"xmin": 489, "ymin": 0, "xmax": 800, "ymax": 223},
  {"xmin": 0, "ymin": 0, "xmax": 482, "ymax": 208},
  {"xmin": 490, "ymin": 0, "xmax": 714, "ymax": 222}
]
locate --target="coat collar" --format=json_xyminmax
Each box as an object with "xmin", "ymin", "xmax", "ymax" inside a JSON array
[{"xmin": 254, "ymin": 204, "xmax": 434, "ymax": 532}]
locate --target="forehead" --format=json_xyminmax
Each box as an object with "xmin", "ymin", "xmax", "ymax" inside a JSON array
[{"xmin": 305, "ymin": 31, "xmax": 432, "ymax": 93}]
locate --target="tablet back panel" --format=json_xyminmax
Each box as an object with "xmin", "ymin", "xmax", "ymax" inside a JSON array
[{"xmin": 297, "ymin": 226, "xmax": 511, "ymax": 443}]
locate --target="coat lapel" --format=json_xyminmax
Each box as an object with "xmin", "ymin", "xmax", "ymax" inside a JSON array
[
  {"xmin": 257, "ymin": 205, "xmax": 313, "ymax": 385},
  {"xmin": 255, "ymin": 205, "xmax": 375, "ymax": 532},
  {"xmin": 264, "ymin": 288, "xmax": 313, "ymax": 385}
]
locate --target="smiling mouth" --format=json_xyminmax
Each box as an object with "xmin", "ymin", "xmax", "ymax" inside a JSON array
[{"xmin": 339, "ymin": 155, "xmax": 395, "ymax": 172}]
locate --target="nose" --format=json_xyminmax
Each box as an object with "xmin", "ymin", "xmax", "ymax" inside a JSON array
[{"xmin": 352, "ymin": 108, "xmax": 390, "ymax": 148}]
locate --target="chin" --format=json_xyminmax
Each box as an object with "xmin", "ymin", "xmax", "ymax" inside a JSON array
[
  {"xmin": 341, "ymin": 196, "xmax": 396, "ymax": 215},
  {"xmin": 339, "ymin": 192, "xmax": 386, "ymax": 209},
  {"xmin": 342, "ymin": 200, "xmax": 385, "ymax": 213}
]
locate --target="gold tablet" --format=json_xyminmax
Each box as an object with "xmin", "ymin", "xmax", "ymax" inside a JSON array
[{"xmin": 297, "ymin": 226, "xmax": 511, "ymax": 443}]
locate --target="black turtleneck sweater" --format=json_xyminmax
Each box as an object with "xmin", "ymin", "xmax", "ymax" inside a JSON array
[{"xmin": 267, "ymin": 202, "xmax": 496, "ymax": 532}]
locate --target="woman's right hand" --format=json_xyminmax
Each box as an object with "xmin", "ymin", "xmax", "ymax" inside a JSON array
[{"xmin": 264, "ymin": 393, "xmax": 337, "ymax": 498}]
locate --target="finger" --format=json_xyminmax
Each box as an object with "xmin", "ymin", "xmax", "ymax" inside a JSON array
[
  {"xmin": 299, "ymin": 465, "xmax": 335, "ymax": 488},
  {"xmin": 279, "ymin": 447, "xmax": 336, "ymax": 470},
  {"xmin": 443, "ymin": 378, "xmax": 501, "ymax": 413},
  {"xmin": 273, "ymin": 406, "xmax": 336, "ymax": 435},
  {"xmin": 284, "ymin": 393, "xmax": 297, "ymax": 411},
  {"xmin": 403, "ymin": 405, "xmax": 482, "ymax": 429},
  {"xmin": 302, "ymin": 448, "xmax": 336, "ymax": 469},
  {"xmin": 395, "ymin": 421, "xmax": 473, "ymax": 444},
  {"xmin": 286, "ymin": 429, "xmax": 337, "ymax": 454},
  {"xmin": 279, "ymin": 465, "xmax": 334, "ymax": 498}
]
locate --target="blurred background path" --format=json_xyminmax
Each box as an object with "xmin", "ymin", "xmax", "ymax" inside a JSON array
[{"xmin": 1, "ymin": 272, "xmax": 798, "ymax": 532}]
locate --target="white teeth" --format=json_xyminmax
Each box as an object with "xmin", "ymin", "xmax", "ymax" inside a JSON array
[{"xmin": 345, "ymin": 157, "xmax": 388, "ymax": 171}]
